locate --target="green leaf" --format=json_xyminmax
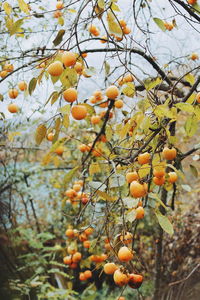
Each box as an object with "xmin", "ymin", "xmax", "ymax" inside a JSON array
[
  {"xmin": 175, "ymin": 103, "xmax": 194, "ymax": 113},
  {"xmin": 18, "ymin": 0, "xmax": 30, "ymax": 14},
  {"xmin": 53, "ymin": 29, "xmax": 65, "ymax": 46},
  {"xmin": 154, "ymin": 104, "xmax": 176, "ymax": 119},
  {"xmin": 185, "ymin": 115, "xmax": 198, "ymax": 137},
  {"xmin": 181, "ymin": 184, "xmax": 191, "ymax": 192},
  {"xmin": 184, "ymin": 73, "xmax": 195, "ymax": 85},
  {"xmin": 144, "ymin": 77, "xmax": 162, "ymax": 91},
  {"xmin": 60, "ymin": 68, "xmax": 77, "ymax": 87},
  {"xmin": 63, "ymin": 114, "xmax": 70, "ymax": 128},
  {"xmin": 153, "ymin": 18, "xmax": 166, "ymax": 31},
  {"xmin": 35, "ymin": 124, "xmax": 47, "ymax": 145},
  {"xmin": 149, "ymin": 193, "xmax": 168, "ymax": 210},
  {"xmin": 190, "ymin": 165, "xmax": 198, "ymax": 177},
  {"xmin": 59, "ymin": 104, "xmax": 71, "ymax": 114},
  {"xmin": 63, "ymin": 166, "xmax": 79, "ymax": 185},
  {"xmin": 104, "ymin": 61, "xmax": 110, "ymax": 76},
  {"xmin": 125, "ymin": 209, "xmax": 136, "ymax": 223},
  {"xmin": 28, "ymin": 77, "xmax": 37, "ymax": 95},
  {"xmin": 96, "ymin": 190, "xmax": 117, "ymax": 201},
  {"xmin": 122, "ymin": 82, "xmax": 135, "ymax": 97},
  {"xmin": 155, "ymin": 211, "xmax": 174, "ymax": 236},
  {"xmin": 89, "ymin": 181, "xmax": 106, "ymax": 191}
]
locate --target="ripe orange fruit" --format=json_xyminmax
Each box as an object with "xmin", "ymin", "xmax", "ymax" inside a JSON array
[
  {"xmin": 118, "ymin": 246, "xmax": 133, "ymax": 262},
  {"xmin": 135, "ymin": 206, "xmax": 145, "ymax": 219},
  {"xmin": 53, "ymin": 10, "xmax": 62, "ymax": 18},
  {"xmin": 164, "ymin": 22, "xmax": 174, "ymax": 31},
  {"xmin": 196, "ymin": 92, "xmax": 200, "ymax": 103},
  {"xmin": 124, "ymin": 73, "xmax": 134, "ymax": 82},
  {"xmin": 4, "ymin": 64, "xmax": 14, "ymax": 72},
  {"xmin": 153, "ymin": 176, "xmax": 165, "ymax": 186},
  {"xmin": 187, "ymin": 0, "xmax": 197, "ymax": 5},
  {"xmin": 47, "ymin": 61, "xmax": 64, "ymax": 76},
  {"xmin": 79, "ymin": 232, "xmax": 88, "ymax": 242},
  {"xmin": 128, "ymin": 273, "xmax": 143, "ymax": 289},
  {"xmin": 63, "ymin": 256, "xmax": 72, "ymax": 265},
  {"xmin": 84, "ymin": 227, "xmax": 94, "ymax": 236},
  {"xmin": 56, "ymin": 1, "xmax": 64, "ymax": 9},
  {"xmin": 78, "ymin": 144, "xmax": 88, "ymax": 152},
  {"xmin": 106, "ymin": 85, "xmax": 119, "ymax": 99},
  {"xmin": 72, "ymin": 252, "xmax": 82, "ymax": 262},
  {"xmin": 153, "ymin": 167, "xmax": 165, "ymax": 178},
  {"xmin": 47, "ymin": 132, "xmax": 54, "ymax": 141},
  {"xmin": 65, "ymin": 189, "xmax": 77, "ymax": 198},
  {"xmin": 119, "ymin": 20, "xmax": 126, "ymax": 28},
  {"xmin": 93, "ymin": 90, "xmax": 103, "ymax": 101},
  {"xmin": 8, "ymin": 89, "xmax": 18, "ymax": 99},
  {"xmin": 99, "ymin": 134, "xmax": 107, "ymax": 143},
  {"xmin": 71, "ymin": 105, "xmax": 87, "ymax": 120},
  {"xmin": 69, "ymin": 262, "xmax": 78, "ymax": 269},
  {"xmin": 61, "ymin": 51, "xmax": 76, "ymax": 67},
  {"xmin": 63, "ymin": 88, "xmax": 77, "ymax": 102},
  {"xmin": 130, "ymin": 181, "xmax": 146, "ymax": 198},
  {"xmin": 83, "ymin": 240, "xmax": 90, "ymax": 248},
  {"xmin": 18, "ymin": 81, "xmax": 27, "ymax": 91},
  {"xmin": 168, "ymin": 172, "xmax": 178, "ymax": 183},
  {"xmin": 104, "ymin": 262, "xmax": 118, "ymax": 274},
  {"xmin": 123, "ymin": 26, "xmax": 131, "ymax": 34},
  {"xmin": 190, "ymin": 53, "xmax": 199, "ymax": 60},
  {"xmin": 81, "ymin": 52, "xmax": 87, "ymax": 58},
  {"xmin": 91, "ymin": 115, "xmax": 101, "ymax": 124},
  {"xmin": 67, "ymin": 245, "xmax": 77, "ymax": 255},
  {"xmin": 126, "ymin": 171, "xmax": 139, "ymax": 183},
  {"xmin": 65, "ymin": 228, "xmax": 74, "ymax": 238},
  {"xmin": 88, "ymin": 24, "xmax": 100, "ymax": 36},
  {"xmin": 113, "ymin": 269, "xmax": 129, "ymax": 286},
  {"xmin": 79, "ymin": 272, "xmax": 86, "ymax": 281},
  {"xmin": 82, "ymin": 196, "xmax": 89, "ymax": 205},
  {"xmin": 55, "ymin": 145, "xmax": 64, "ymax": 156},
  {"xmin": 120, "ymin": 232, "xmax": 133, "ymax": 244},
  {"xmin": 7, "ymin": 103, "xmax": 19, "ymax": 113},
  {"xmin": 119, "ymin": 297, "xmax": 125, "ymax": 300},
  {"xmin": 138, "ymin": 152, "xmax": 150, "ymax": 165},
  {"xmin": 162, "ymin": 147, "xmax": 177, "ymax": 160},
  {"xmin": 100, "ymin": 35, "xmax": 107, "ymax": 43},
  {"xmin": 73, "ymin": 184, "xmax": 81, "ymax": 192},
  {"xmin": 0, "ymin": 70, "xmax": 8, "ymax": 78},
  {"xmin": 115, "ymin": 99, "xmax": 123, "ymax": 108},
  {"xmin": 84, "ymin": 270, "xmax": 92, "ymax": 279},
  {"xmin": 74, "ymin": 62, "xmax": 83, "ymax": 74}
]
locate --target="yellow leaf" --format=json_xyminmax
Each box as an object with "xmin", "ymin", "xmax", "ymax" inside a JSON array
[
  {"xmin": 184, "ymin": 73, "xmax": 195, "ymax": 85},
  {"xmin": 107, "ymin": 11, "xmax": 122, "ymax": 37},
  {"xmin": 96, "ymin": 190, "xmax": 117, "ymax": 201},
  {"xmin": 18, "ymin": 0, "xmax": 30, "ymax": 14},
  {"xmin": 35, "ymin": 124, "xmax": 47, "ymax": 145},
  {"xmin": 53, "ymin": 156, "xmax": 60, "ymax": 167},
  {"xmin": 8, "ymin": 132, "xmax": 21, "ymax": 142},
  {"xmin": 41, "ymin": 153, "xmax": 52, "ymax": 166},
  {"xmin": 63, "ymin": 114, "xmax": 70, "ymax": 128},
  {"xmin": 89, "ymin": 163, "xmax": 101, "ymax": 175},
  {"xmin": 138, "ymin": 164, "xmax": 151, "ymax": 178},
  {"xmin": 122, "ymin": 82, "xmax": 135, "ymax": 97},
  {"xmin": 3, "ymin": 2, "xmax": 12, "ymax": 15}
]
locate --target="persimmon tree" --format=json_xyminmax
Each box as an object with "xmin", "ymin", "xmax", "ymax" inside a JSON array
[{"xmin": 0, "ymin": 0, "xmax": 200, "ymax": 299}]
